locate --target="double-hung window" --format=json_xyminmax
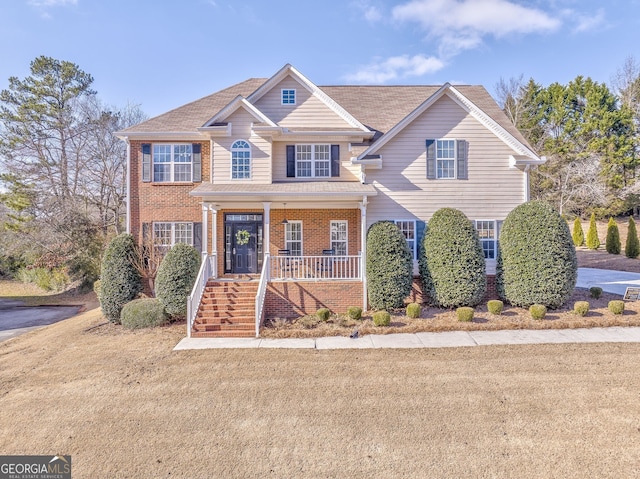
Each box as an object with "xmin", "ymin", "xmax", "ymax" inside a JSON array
[
  {"xmin": 474, "ymin": 220, "xmax": 497, "ymax": 259},
  {"xmin": 296, "ymin": 144, "xmax": 330, "ymax": 178},
  {"xmin": 330, "ymin": 221, "xmax": 348, "ymax": 255},
  {"xmin": 395, "ymin": 220, "xmax": 417, "ymax": 260},
  {"xmin": 436, "ymin": 139, "xmax": 456, "ymax": 179},
  {"xmin": 153, "ymin": 144, "xmax": 193, "ymax": 182},
  {"xmin": 426, "ymin": 139, "xmax": 467, "ymax": 180},
  {"xmin": 231, "ymin": 140, "xmax": 251, "ymax": 179},
  {"xmin": 153, "ymin": 222, "xmax": 193, "ymax": 255},
  {"xmin": 285, "ymin": 221, "xmax": 302, "ymax": 256}
]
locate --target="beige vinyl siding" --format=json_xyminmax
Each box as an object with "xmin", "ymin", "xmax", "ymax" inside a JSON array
[
  {"xmin": 212, "ymin": 109, "xmax": 272, "ymax": 184},
  {"xmin": 254, "ymin": 77, "xmax": 354, "ymax": 129},
  {"xmin": 272, "ymin": 141, "xmax": 360, "ymax": 182},
  {"xmin": 366, "ymin": 94, "xmax": 526, "ymax": 225}
]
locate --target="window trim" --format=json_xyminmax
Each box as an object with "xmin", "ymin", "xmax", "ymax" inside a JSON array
[
  {"xmin": 152, "ymin": 143, "xmax": 193, "ymax": 183},
  {"xmin": 152, "ymin": 222, "xmax": 194, "ymax": 254},
  {"xmin": 284, "ymin": 220, "xmax": 303, "ymax": 256},
  {"xmin": 474, "ymin": 219, "xmax": 497, "ymax": 260},
  {"xmin": 436, "ymin": 139, "xmax": 457, "ymax": 180},
  {"xmin": 230, "ymin": 139, "xmax": 251, "ymax": 180},
  {"xmin": 295, "ymin": 143, "xmax": 331, "ymax": 178},
  {"xmin": 330, "ymin": 220, "xmax": 348, "ymax": 256},
  {"xmin": 281, "ymin": 88, "xmax": 296, "ymax": 105},
  {"xmin": 394, "ymin": 219, "xmax": 417, "ymax": 260}
]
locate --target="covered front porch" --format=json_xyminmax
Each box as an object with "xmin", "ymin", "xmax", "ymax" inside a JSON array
[{"xmin": 186, "ymin": 181, "xmax": 376, "ymax": 337}]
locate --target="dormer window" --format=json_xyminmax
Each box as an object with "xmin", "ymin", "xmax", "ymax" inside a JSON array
[{"xmin": 281, "ymin": 89, "xmax": 296, "ymax": 105}]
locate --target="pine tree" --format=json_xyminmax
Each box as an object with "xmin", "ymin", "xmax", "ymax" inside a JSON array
[
  {"xmin": 585, "ymin": 212, "xmax": 600, "ymax": 250},
  {"xmin": 572, "ymin": 217, "xmax": 584, "ymax": 247},
  {"xmin": 626, "ymin": 217, "xmax": 640, "ymax": 259},
  {"xmin": 605, "ymin": 217, "xmax": 621, "ymax": 254}
]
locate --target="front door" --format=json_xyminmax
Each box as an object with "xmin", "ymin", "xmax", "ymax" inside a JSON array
[{"xmin": 231, "ymin": 222, "xmax": 257, "ymax": 274}]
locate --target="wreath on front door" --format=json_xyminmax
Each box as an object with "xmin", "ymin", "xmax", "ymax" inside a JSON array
[{"xmin": 235, "ymin": 229, "xmax": 250, "ymax": 245}]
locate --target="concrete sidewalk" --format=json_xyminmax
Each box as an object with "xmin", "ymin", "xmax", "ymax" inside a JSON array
[{"xmin": 174, "ymin": 326, "xmax": 640, "ymax": 350}]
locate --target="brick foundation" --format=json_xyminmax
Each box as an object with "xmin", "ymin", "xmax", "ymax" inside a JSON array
[{"xmin": 265, "ymin": 281, "xmax": 363, "ymax": 318}]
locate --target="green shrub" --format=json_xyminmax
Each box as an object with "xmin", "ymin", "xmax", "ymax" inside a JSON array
[
  {"xmin": 497, "ymin": 201, "xmax": 577, "ymax": 308},
  {"xmin": 316, "ymin": 308, "xmax": 331, "ymax": 321},
  {"xmin": 406, "ymin": 303, "xmax": 421, "ymax": 318},
  {"xmin": 15, "ymin": 266, "xmax": 68, "ymax": 291},
  {"xmin": 100, "ymin": 234, "xmax": 143, "ymax": 323},
  {"xmin": 373, "ymin": 310, "xmax": 391, "ymax": 326},
  {"xmin": 589, "ymin": 286, "xmax": 603, "ymax": 299},
  {"xmin": 573, "ymin": 301, "xmax": 590, "ymax": 317},
  {"xmin": 93, "ymin": 279, "xmax": 101, "ymax": 300},
  {"xmin": 626, "ymin": 217, "xmax": 640, "ymax": 259},
  {"xmin": 572, "ymin": 218, "xmax": 584, "ymax": 247},
  {"xmin": 366, "ymin": 221, "xmax": 413, "ymax": 310},
  {"xmin": 346, "ymin": 306, "xmax": 362, "ymax": 320},
  {"xmin": 605, "ymin": 218, "xmax": 621, "ymax": 255},
  {"xmin": 456, "ymin": 306, "xmax": 474, "ymax": 322},
  {"xmin": 529, "ymin": 304, "xmax": 547, "ymax": 320},
  {"xmin": 487, "ymin": 299, "xmax": 503, "ymax": 315},
  {"xmin": 585, "ymin": 212, "xmax": 600, "ymax": 250},
  {"xmin": 155, "ymin": 243, "xmax": 201, "ymax": 319},
  {"xmin": 120, "ymin": 298, "xmax": 169, "ymax": 329},
  {"xmin": 420, "ymin": 208, "xmax": 486, "ymax": 308},
  {"xmin": 608, "ymin": 300, "xmax": 625, "ymax": 315}
]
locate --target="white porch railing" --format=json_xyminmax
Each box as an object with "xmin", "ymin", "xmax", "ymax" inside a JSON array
[
  {"xmin": 254, "ymin": 253, "xmax": 270, "ymax": 338},
  {"xmin": 269, "ymin": 254, "xmax": 361, "ymax": 281},
  {"xmin": 187, "ymin": 253, "xmax": 217, "ymax": 337}
]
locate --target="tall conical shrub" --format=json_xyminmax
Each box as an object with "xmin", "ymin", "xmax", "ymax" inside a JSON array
[
  {"xmin": 626, "ymin": 217, "xmax": 640, "ymax": 259},
  {"xmin": 585, "ymin": 212, "xmax": 600, "ymax": 250},
  {"xmin": 605, "ymin": 217, "xmax": 621, "ymax": 255},
  {"xmin": 572, "ymin": 217, "xmax": 584, "ymax": 247}
]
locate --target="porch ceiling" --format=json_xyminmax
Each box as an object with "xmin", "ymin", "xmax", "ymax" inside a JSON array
[{"xmin": 190, "ymin": 181, "xmax": 376, "ymax": 204}]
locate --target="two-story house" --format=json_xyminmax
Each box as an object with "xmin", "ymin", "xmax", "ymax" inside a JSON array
[{"xmin": 116, "ymin": 64, "xmax": 544, "ymax": 338}]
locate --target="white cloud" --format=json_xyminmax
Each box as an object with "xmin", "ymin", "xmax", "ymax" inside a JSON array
[
  {"xmin": 345, "ymin": 54, "xmax": 445, "ymax": 83},
  {"xmin": 393, "ymin": 0, "xmax": 561, "ymax": 57},
  {"xmin": 352, "ymin": 0, "xmax": 383, "ymax": 24},
  {"xmin": 28, "ymin": 0, "xmax": 77, "ymax": 6},
  {"xmin": 571, "ymin": 8, "xmax": 606, "ymax": 33}
]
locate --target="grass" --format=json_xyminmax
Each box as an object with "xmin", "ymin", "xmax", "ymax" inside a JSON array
[
  {"xmin": 0, "ymin": 279, "xmax": 98, "ymax": 308},
  {"xmin": 1, "ymin": 308, "xmax": 640, "ymax": 478}
]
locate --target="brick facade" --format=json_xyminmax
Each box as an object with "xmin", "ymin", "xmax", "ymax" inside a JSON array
[{"xmin": 265, "ymin": 281, "xmax": 363, "ymax": 318}]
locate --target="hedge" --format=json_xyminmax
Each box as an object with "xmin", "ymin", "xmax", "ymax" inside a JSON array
[{"xmin": 155, "ymin": 243, "xmax": 201, "ymax": 319}]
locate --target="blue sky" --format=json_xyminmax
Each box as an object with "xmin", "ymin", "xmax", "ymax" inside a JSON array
[{"xmin": 1, "ymin": 0, "xmax": 639, "ymax": 118}]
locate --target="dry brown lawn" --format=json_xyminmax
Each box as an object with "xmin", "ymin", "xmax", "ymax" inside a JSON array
[{"xmin": 1, "ymin": 308, "xmax": 640, "ymax": 478}]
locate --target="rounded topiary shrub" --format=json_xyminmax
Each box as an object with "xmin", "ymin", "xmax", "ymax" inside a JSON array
[
  {"xmin": 529, "ymin": 304, "xmax": 547, "ymax": 320},
  {"xmin": 420, "ymin": 208, "xmax": 486, "ymax": 308},
  {"xmin": 606, "ymin": 218, "xmax": 621, "ymax": 255},
  {"xmin": 366, "ymin": 221, "xmax": 413, "ymax": 310},
  {"xmin": 608, "ymin": 300, "xmax": 625, "ymax": 315},
  {"xmin": 406, "ymin": 303, "xmax": 421, "ymax": 319},
  {"xmin": 155, "ymin": 243, "xmax": 201, "ymax": 319},
  {"xmin": 456, "ymin": 306, "xmax": 474, "ymax": 322},
  {"xmin": 626, "ymin": 217, "xmax": 639, "ymax": 259},
  {"xmin": 586, "ymin": 212, "xmax": 600, "ymax": 250},
  {"xmin": 316, "ymin": 308, "xmax": 331, "ymax": 321},
  {"xmin": 373, "ymin": 310, "xmax": 391, "ymax": 326},
  {"xmin": 347, "ymin": 306, "xmax": 362, "ymax": 320},
  {"xmin": 572, "ymin": 217, "xmax": 584, "ymax": 247},
  {"xmin": 120, "ymin": 298, "xmax": 169, "ymax": 329},
  {"xmin": 487, "ymin": 299, "xmax": 503, "ymax": 315},
  {"xmin": 573, "ymin": 301, "xmax": 589, "ymax": 317},
  {"xmin": 589, "ymin": 286, "xmax": 603, "ymax": 299},
  {"xmin": 497, "ymin": 201, "xmax": 577, "ymax": 308},
  {"xmin": 100, "ymin": 233, "xmax": 143, "ymax": 323}
]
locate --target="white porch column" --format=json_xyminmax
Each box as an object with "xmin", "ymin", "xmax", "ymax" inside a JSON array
[
  {"xmin": 201, "ymin": 204, "xmax": 208, "ymax": 255},
  {"xmin": 360, "ymin": 197, "xmax": 368, "ymax": 311},
  {"xmin": 262, "ymin": 202, "xmax": 271, "ymax": 255},
  {"xmin": 211, "ymin": 206, "xmax": 218, "ymax": 255}
]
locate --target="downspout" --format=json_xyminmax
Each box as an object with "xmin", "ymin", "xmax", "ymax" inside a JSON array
[
  {"xmin": 125, "ymin": 136, "xmax": 131, "ymax": 234},
  {"xmin": 360, "ymin": 196, "xmax": 368, "ymax": 311}
]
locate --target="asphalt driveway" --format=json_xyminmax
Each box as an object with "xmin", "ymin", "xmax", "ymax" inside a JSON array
[{"xmin": 0, "ymin": 299, "xmax": 81, "ymax": 341}]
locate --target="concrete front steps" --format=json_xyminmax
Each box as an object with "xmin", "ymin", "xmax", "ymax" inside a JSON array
[{"xmin": 191, "ymin": 278, "xmax": 259, "ymax": 338}]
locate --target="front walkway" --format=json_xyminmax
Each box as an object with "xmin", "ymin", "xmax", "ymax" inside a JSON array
[{"xmin": 174, "ymin": 326, "xmax": 640, "ymax": 350}]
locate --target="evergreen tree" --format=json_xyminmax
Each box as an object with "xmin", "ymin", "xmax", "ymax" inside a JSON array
[
  {"xmin": 572, "ymin": 217, "xmax": 584, "ymax": 247},
  {"xmin": 605, "ymin": 217, "xmax": 621, "ymax": 254},
  {"xmin": 586, "ymin": 212, "xmax": 600, "ymax": 250},
  {"xmin": 626, "ymin": 217, "xmax": 640, "ymax": 259}
]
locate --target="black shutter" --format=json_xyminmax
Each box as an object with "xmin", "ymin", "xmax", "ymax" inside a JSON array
[
  {"xmin": 457, "ymin": 139, "xmax": 468, "ymax": 180},
  {"xmin": 142, "ymin": 143, "xmax": 151, "ymax": 182},
  {"xmin": 331, "ymin": 144, "xmax": 340, "ymax": 177},
  {"xmin": 194, "ymin": 222, "xmax": 203, "ymax": 253},
  {"xmin": 192, "ymin": 143, "xmax": 202, "ymax": 182},
  {"xmin": 286, "ymin": 145, "xmax": 295, "ymax": 177},
  {"xmin": 426, "ymin": 139, "xmax": 435, "ymax": 179}
]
